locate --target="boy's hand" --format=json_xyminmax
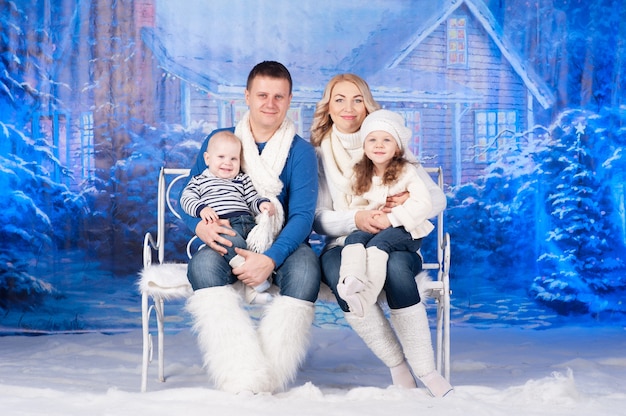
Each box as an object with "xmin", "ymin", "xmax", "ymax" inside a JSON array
[
  {"xmin": 200, "ymin": 206, "xmax": 219, "ymax": 223},
  {"xmin": 260, "ymin": 201, "xmax": 276, "ymax": 216}
]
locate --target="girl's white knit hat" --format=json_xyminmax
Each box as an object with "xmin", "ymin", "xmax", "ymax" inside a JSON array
[{"xmin": 360, "ymin": 109, "xmax": 412, "ymax": 151}]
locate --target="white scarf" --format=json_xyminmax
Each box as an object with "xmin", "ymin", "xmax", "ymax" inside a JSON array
[
  {"xmin": 319, "ymin": 125, "xmax": 362, "ymax": 210},
  {"xmin": 235, "ymin": 111, "xmax": 295, "ymax": 253}
]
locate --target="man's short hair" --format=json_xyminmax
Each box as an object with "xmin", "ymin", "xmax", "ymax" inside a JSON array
[{"xmin": 246, "ymin": 61, "xmax": 293, "ymax": 94}]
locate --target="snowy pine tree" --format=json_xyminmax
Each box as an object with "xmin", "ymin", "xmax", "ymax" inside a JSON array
[{"xmin": 531, "ymin": 110, "xmax": 625, "ymax": 315}]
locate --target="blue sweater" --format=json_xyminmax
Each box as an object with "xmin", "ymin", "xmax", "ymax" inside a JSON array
[{"xmin": 179, "ymin": 127, "xmax": 318, "ymax": 268}]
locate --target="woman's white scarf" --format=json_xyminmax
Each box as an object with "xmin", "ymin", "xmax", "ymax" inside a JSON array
[
  {"xmin": 235, "ymin": 111, "xmax": 294, "ymax": 253},
  {"xmin": 319, "ymin": 126, "xmax": 362, "ymax": 210}
]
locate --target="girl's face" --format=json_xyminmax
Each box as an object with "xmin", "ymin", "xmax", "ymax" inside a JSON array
[
  {"xmin": 328, "ymin": 81, "xmax": 367, "ymax": 134},
  {"xmin": 363, "ymin": 130, "xmax": 400, "ymax": 174}
]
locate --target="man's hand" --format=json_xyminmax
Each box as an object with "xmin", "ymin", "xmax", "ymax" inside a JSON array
[
  {"xmin": 231, "ymin": 248, "xmax": 275, "ymax": 287},
  {"xmin": 355, "ymin": 210, "xmax": 388, "ymax": 234},
  {"xmin": 194, "ymin": 218, "xmax": 236, "ymax": 255}
]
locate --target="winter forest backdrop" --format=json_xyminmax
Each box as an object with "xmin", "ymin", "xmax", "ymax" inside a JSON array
[{"xmin": 1, "ymin": 0, "xmax": 626, "ymax": 333}]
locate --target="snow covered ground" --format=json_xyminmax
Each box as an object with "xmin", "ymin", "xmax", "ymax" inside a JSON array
[{"xmin": 1, "ymin": 322, "xmax": 625, "ymax": 415}]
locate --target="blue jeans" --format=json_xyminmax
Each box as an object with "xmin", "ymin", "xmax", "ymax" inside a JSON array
[
  {"xmin": 218, "ymin": 214, "xmax": 257, "ymax": 263},
  {"xmin": 187, "ymin": 242, "xmax": 321, "ymax": 302},
  {"xmin": 321, "ymin": 245, "xmax": 422, "ymax": 312},
  {"xmin": 345, "ymin": 227, "xmax": 422, "ymax": 254}
]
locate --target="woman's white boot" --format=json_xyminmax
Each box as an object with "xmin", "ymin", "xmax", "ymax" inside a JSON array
[
  {"xmin": 390, "ymin": 303, "xmax": 454, "ymax": 397},
  {"xmin": 344, "ymin": 303, "xmax": 417, "ymax": 389}
]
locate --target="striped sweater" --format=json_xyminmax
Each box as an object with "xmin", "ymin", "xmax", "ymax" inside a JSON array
[{"xmin": 180, "ymin": 169, "xmax": 269, "ymax": 219}]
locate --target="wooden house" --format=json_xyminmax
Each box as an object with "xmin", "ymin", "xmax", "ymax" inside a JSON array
[{"xmin": 142, "ymin": 0, "xmax": 555, "ymax": 185}]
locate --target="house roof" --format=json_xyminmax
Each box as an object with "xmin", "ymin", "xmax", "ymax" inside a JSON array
[{"xmin": 146, "ymin": 0, "xmax": 554, "ymax": 108}]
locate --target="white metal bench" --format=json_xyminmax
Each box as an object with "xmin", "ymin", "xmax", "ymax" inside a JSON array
[{"xmin": 138, "ymin": 166, "xmax": 451, "ymax": 392}]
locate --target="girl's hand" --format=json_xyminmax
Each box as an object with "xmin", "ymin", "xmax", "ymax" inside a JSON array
[{"xmin": 355, "ymin": 210, "xmax": 388, "ymax": 234}]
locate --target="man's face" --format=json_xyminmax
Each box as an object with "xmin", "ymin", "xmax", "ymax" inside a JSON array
[{"xmin": 245, "ymin": 75, "xmax": 292, "ymax": 140}]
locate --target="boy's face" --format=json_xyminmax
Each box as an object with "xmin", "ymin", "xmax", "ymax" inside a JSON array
[{"xmin": 203, "ymin": 136, "xmax": 242, "ymax": 179}]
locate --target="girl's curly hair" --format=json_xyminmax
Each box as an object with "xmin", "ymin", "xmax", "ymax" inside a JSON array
[{"xmin": 352, "ymin": 151, "xmax": 408, "ymax": 195}]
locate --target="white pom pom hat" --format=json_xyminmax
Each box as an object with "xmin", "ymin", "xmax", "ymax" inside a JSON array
[{"xmin": 360, "ymin": 109, "xmax": 412, "ymax": 151}]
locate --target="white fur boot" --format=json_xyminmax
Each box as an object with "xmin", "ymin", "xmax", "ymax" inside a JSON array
[
  {"xmin": 186, "ymin": 286, "xmax": 271, "ymax": 393},
  {"xmin": 344, "ymin": 303, "xmax": 417, "ymax": 389},
  {"xmin": 258, "ymin": 295, "xmax": 315, "ymax": 392},
  {"xmin": 390, "ymin": 303, "xmax": 453, "ymax": 397}
]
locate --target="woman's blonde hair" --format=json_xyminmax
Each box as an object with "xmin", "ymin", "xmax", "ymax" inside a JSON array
[{"xmin": 310, "ymin": 74, "xmax": 380, "ymax": 146}]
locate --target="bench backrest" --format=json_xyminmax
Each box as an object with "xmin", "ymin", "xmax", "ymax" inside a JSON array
[{"xmin": 151, "ymin": 166, "xmax": 448, "ymax": 277}]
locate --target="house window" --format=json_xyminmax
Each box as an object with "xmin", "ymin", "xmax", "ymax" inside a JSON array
[
  {"xmin": 79, "ymin": 112, "xmax": 95, "ymax": 181},
  {"xmin": 474, "ymin": 110, "xmax": 518, "ymax": 163},
  {"xmin": 447, "ymin": 17, "xmax": 467, "ymax": 68},
  {"xmin": 397, "ymin": 110, "xmax": 423, "ymax": 159}
]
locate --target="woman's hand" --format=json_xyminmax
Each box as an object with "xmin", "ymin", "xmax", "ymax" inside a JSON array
[
  {"xmin": 232, "ymin": 248, "xmax": 275, "ymax": 286},
  {"xmin": 382, "ymin": 191, "xmax": 410, "ymax": 213},
  {"xmin": 194, "ymin": 218, "xmax": 235, "ymax": 255},
  {"xmin": 355, "ymin": 210, "xmax": 388, "ymax": 234}
]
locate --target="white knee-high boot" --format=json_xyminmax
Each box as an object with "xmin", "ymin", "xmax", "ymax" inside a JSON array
[
  {"xmin": 338, "ymin": 247, "xmax": 389, "ymax": 317},
  {"xmin": 362, "ymin": 246, "xmax": 389, "ymax": 303},
  {"xmin": 390, "ymin": 303, "xmax": 453, "ymax": 397},
  {"xmin": 344, "ymin": 303, "xmax": 417, "ymax": 389},
  {"xmin": 339, "ymin": 244, "xmax": 367, "ymax": 283},
  {"xmin": 186, "ymin": 286, "xmax": 271, "ymax": 393},
  {"xmin": 258, "ymin": 295, "xmax": 315, "ymax": 392}
]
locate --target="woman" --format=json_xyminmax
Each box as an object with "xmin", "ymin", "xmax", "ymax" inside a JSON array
[{"xmin": 311, "ymin": 74, "xmax": 453, "ymax": 397}]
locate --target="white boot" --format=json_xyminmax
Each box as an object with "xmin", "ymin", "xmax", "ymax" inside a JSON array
[
  {"xmin": 258, "ymin": 295, "xmax": 315, "ymax": 392},
  {"xmin": 338, "ymin": 243, "xmax": 367, "ymax": 283},
  {"xmin": 344, "ymin": 303, "xmax": 417, "ymax": 389},
  {"xmin": 230, "ymin": 255, "xmax": 273, "ymax": 305},
  {"xmin": 391, "ymin": 303, "xmax": 453, "ymax": 397},
  {"xmin": 339, "ymin": 247, "xmax": 389, "ymax": 317},
  {"xmin": 186, "ymin": 286, "xmax": 271, "ymax": 393},
  {"xmin": 244, "ymin": 284, "xmax": 273, "ymax": 304}
]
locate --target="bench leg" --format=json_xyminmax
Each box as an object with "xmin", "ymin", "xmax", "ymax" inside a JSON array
[
  {"xmin": 155, "ymin": 296, "xmax": 165, "ymax": 382},
  {"xmin": 141, "ymin": 293, "xmax": 151, "ymax": 392}
]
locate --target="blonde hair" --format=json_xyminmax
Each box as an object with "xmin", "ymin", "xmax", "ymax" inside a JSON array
[
  {"xmin": 310, "ymin": 74, "xmax": 380, "ymax": 147},
  {"xmin": 207, "ymin": 130, "xmax": 241, "ymax": 153}
]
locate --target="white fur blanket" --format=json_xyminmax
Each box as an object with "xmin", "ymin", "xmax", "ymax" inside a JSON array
[{"xmin": 138, "ymin": 263, "xmax": 436, "ymax": 304}]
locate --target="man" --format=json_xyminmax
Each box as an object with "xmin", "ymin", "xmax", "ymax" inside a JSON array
[{"xmin": 180, "ymin": 61, "xmax": 320, "ymax": 394}]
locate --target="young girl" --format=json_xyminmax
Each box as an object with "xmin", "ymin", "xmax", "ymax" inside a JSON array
[{"xmin": 337, "ymin": 109, "xmax": 434, "ymax": 317}]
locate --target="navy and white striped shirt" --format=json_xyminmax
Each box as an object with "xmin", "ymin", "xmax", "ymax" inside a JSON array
[{"xmin": 180, "ymin": 169, "xmax": 269, "ymax": 219}]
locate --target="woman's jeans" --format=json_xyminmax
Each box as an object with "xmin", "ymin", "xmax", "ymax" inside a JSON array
[{"xmin": 321, "ymin": 245, "xmax": 422, "ymax": 312}]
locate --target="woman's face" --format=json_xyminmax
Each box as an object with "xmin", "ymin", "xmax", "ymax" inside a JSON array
[{"xmin": 328, "ymin": 81, "xmax": 367, "ymax": 134}]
